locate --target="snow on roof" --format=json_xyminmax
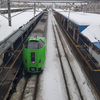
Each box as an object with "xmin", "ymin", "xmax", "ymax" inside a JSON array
[
  {"xmin": 0, "ymin": 8, "xmax": 26, "ymax": 10},
  {"xmin": 54, "ymin": 9, "xmax": 100, "ymax": 44},
  {"xmin": 0, "ymin": 9, "xmax": 43, "ymax": 42}
]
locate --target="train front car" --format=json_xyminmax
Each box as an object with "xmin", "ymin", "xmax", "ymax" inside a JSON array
[{"xmin": 23, "ymin": 37, "xmax": 46, "ymax": 73}]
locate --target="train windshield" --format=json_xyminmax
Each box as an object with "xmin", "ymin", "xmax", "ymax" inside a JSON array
[
  {"xmin": 28, "ymin": 40, "xmax": 39, "ymax": 49},
  {"xmin": 39, "ymin": 39, "xmax": 44, "ymax": 48},
  {"xmin": 24, "ymin": 39, "xmax": 44, "ymax": 49}
]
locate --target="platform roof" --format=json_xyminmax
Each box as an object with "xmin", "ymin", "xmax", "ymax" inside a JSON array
[{"xmin": 55, "ymin": 9, "xmax": 100, "ymax": 43}]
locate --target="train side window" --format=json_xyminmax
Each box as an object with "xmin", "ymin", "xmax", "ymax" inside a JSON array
[{"xmin": 39, "ymin": 39, "xmax": 44, "ymax": 48}]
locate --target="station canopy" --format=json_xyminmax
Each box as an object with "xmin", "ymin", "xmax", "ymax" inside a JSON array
[{"xmin": 11, "ymin": 0, "xmax": 99, "ymax": 3}]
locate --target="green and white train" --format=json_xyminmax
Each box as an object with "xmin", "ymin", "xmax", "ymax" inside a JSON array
[
  {"xmin": 23, "ymin": 37, "xmax": 46, "ymax": 73},
  {"xmin": 23, "ymin": 13, "xmax": 47, "ymax": 73}
]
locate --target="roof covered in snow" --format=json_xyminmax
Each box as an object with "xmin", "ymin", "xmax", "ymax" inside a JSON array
[
  {"xmin": 0, "ymin": 9, "xmax": 43, "ymax": 42},
  {"xmin": 54, "ymin": 9, "xmax": 100, "ymax": 47}
]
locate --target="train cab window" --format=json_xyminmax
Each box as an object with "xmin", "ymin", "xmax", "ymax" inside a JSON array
[
  {"xmin": 28, "ymin": 40, "xmax": 39, "ymax": 49},
  {"xmin": 39, "ymin": 39, "xmax": 44, "ymax": 48},
  {"xmin": 24, "ymin": 39, "xmax": 44, "ymax": 49}
]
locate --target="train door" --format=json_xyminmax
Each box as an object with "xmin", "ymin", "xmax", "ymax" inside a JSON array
[
  {"xmin": 29, "ymin": 51, "xmax": 37, "ymax": 71},
  {"xmin": 31, "ymin": 52, "xmax": 35, "ymax": 64}
]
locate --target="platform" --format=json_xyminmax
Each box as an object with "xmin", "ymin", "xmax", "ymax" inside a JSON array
[{"xmin": 0, "ymin": 52, "xmax": 22, "ymax": 100}]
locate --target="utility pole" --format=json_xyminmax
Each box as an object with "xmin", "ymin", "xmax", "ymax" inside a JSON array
[
  {"xmin": 81, "ymin": 3, "xmax": 83, "ymax": 11},
  {"xmin": 66, "ymin": 3, "xmax": 67, "ymax": 10},
  {"xmin": 1, "ymin": 0, "xmax": 2, "ymax": 8},
  {"xmin": 38, "ymin": 3, "xmax": 39, "ymax": 11},
  {"xmin": 8, "ymin": 0, "xmax": 11, "ymax": 26}
]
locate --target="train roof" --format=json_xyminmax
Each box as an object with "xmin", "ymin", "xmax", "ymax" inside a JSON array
[
  {"xmin": 27, "ymin": 37, "xmax": 46, "ymax": 41},
  {"xmin": 0, "ymin": 9, "xmax": 43, "ymax": 42},
  {"xmin": 54, "ymin": 9, "xmax": 100, "ymax": 48}
]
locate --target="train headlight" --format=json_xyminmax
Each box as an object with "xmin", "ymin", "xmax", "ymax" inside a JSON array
[{"xmin": 30, "ymin": 67, "xmax": 36, "ymax": 71}]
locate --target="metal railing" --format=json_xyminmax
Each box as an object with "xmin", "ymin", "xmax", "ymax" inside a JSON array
[{"xmin": 83, "ymin": 3, "xmax": 100, "ymax": 14}]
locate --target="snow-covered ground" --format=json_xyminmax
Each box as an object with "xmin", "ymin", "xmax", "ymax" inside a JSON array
[
  {"xmin": 54, "ymin": 9, "xmax": 100, "ymax": 43},
  {"xmin": 0, "ymin": 9, "xmax": 42, "ymax": 42}
]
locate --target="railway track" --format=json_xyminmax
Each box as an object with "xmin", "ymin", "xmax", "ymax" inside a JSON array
[
  {"xmin": 51, "ymin": 12, "xmax": 99, "ymax": 100},
  {"xmin": 8, "ymin": 12, "xmax": 47, "ymax": 100},
  {"xmin": 52, "ymin": 23, "xmax": 81, "ymax": 100},
  {"xmin": 9, "ymin": 72, "xmax": 39, "ymax": 100}
]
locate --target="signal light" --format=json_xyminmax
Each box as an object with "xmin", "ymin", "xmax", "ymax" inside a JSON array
[{"xmin": 30, "ymin": 67, "xmax": 36, "ymax": 71}]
